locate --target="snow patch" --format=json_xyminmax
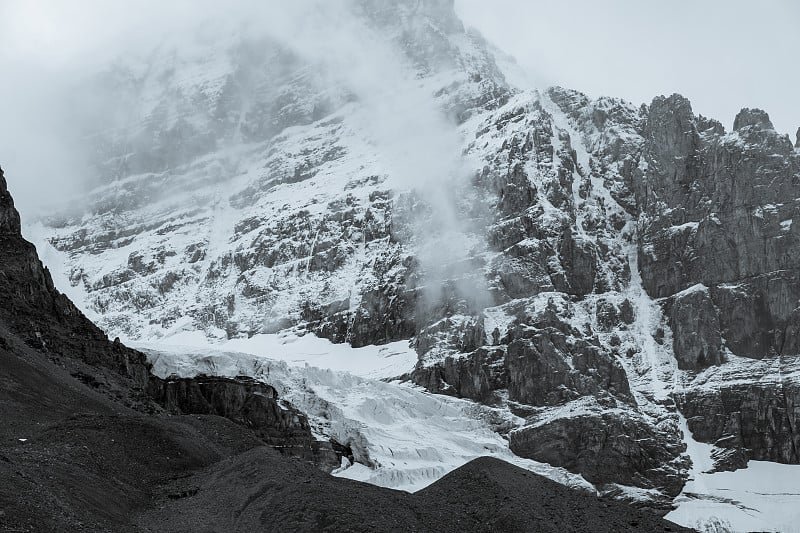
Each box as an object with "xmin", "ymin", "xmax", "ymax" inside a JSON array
[{"xmin": 138, "ymin": 331, "xmax": 417, "ymax": 380}]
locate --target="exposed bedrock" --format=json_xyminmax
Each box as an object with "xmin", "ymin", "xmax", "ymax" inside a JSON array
[
  {"xmin": 149, "ymin": 375, "xmax": 336, "ymax": 465},
  {"xmin": 635, "ymin": 96, "xmax": 800, "ymax": 372},
  {"xmin": 676, "ymin": 365, "xmax": 800, "ymax": 464},
  {"xmin": 553, "ymin": 228, "xmax": 598, "ymax": 297},
  {"xmin": 509, "ymin": 410, "xmax": 689, "ymax": 498},
  {"xmin": 505, "ymin": 328, "xmax": 630, "ymax": 407},
  {"xmin": 663, "ymin": 285, "xmax": 723, "ymax": 370},
  {"xmin": 413, "ymin": 304, "xmax": 631, "ymax": 406}
]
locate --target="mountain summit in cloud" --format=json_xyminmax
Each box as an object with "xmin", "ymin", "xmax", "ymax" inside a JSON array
[{"xmin": 3, "ymin": 1, "xmax": 800, "ymax": 531}]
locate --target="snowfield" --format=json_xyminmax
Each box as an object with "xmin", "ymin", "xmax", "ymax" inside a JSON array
[{"xmin": 667, "ymin": 413, "xmax": 800, "ymax": 533}]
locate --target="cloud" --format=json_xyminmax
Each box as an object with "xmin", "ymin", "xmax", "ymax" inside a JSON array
[{"xmin": 0, "ymin": 1, "xmax": 468, "ymax": 208}]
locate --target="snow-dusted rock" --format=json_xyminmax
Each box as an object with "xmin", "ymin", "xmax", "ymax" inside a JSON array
[{"xmin": 26, "ymin": 0, "xmax": 800, "ymax": 507}]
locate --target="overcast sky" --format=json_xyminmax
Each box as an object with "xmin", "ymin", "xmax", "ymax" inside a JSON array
[
  {"xmin": 456, "ymin": 0, "xmax": 800, "ymax": 136},
  {"xmin": 0, "ymin": 1, "xmax": 798, "ymax": 212}
]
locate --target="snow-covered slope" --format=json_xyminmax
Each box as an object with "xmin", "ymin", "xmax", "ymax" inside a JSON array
[{"xmin": 668, "ymin": 413, "xmax": 800, "ymax": 533}]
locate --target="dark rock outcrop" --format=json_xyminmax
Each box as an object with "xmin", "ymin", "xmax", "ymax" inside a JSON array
[
  {"xmin": 413, "ymin": 302, "xmax": 632, "ymax": 407},
  {"xmin": 505, "ymin": 330, "xmax": 630, "ymax": 406},
  {"xmin": 665, "ymin": 286, "xmax": 723, "ymax": 369},
  {"xmin": 410, "ymin": 346, "xmax": 505, "ymax": 403},
  {"xmin": 636, "ymin": 96, "xmax": 800, "ymax": 299},
  {"xmin": 149, "ymin": 375, "xmax": 332, "ymax": 462},
  {"xmin": 555, "ymin": 228, "xmax": 597, "ymax": 296},
  {"xmin": 677, "ymin": 362, "xmax": 800, "ymax": 464},
  {"xmin": 509, "ymin": 410, "xmax": 689, "ymax": 497},
  {"xmin": 0, "ymin": 167, "xmax": 22, "ymax": 234},
  {"xmin": 733, "ymin": 108, "xmax": 774, "ymax": 131}
]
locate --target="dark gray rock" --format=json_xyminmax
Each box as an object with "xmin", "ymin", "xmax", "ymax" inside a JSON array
[
  {"xmin": 554, "ymin": 228, "xmax": 597, "ymax": 297},
  {"xmin": 509, "ymin": 410, "xmax": 689, "ymax": 497},
  {"xmin": 410, "ymin": 346, "xmax": 506, "ymax": 403},
  {"xmin": 0, "ymin": 166, "xmax": 21, "ymax": 235},
  {"xmin": 149, "ymin": 374, "xmax": 330, "ymax": 464},
  {"xmin": 636, "ymin": 96, "xmax": 800, "ymax": 298},
  {"xmin": 711, "ymin": 271, "xmax": 800, "ymax": 359},
  {"xmin": 733, "ymin": 108, "xmax": 774, "ymax": 131},
  {"xmin": 665, "ymin": 286, "xmax": 723, "ymax": 369},
  {"xmin": 506, "ymin": 332, "xmax": 631, "ymax": 406},
  {"xmin": 709, "ymin": 445, "xmax": 750, "ymax": 472},
  {"xmin": 634, "ymin": 94, "xmax": 701, "ymax": 214},
  {"xmin": 492, "ymin": 239, "xmax": 554, "ymax": 299},
  {"xmin": 677, "ymin": 373, "xmax": 800, "ymax": 464}
]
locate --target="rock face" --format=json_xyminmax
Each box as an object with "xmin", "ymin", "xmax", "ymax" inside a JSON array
[
  {"xmin": 635, "ymin": 98, "xmax": 800, "ymax": 358},
  {"xmin": 733, "ymin": 108, "xmax": 775, "ymax": 131},
  {"xmin": 664, "ymin": 285, "xmax": 723, "ymax": 370},
  {"xmin": 630, "ymin": 95, "xmax": 800, "ymax": 463},
  {"xmin": 676, "ymin": 357, "xmax": 800, "ymax": 464},
  {"xmin": 509, "ymin": 408, "xmax": 689, "ymax": 497},
  {"xmin": 150, "ymin": 375, "xmax": 323, "ymax": 459}
]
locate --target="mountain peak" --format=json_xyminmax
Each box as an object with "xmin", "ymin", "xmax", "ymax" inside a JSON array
[{"xmin": 733, "ymin": 107, "xmax": 774, "ymax": 131}]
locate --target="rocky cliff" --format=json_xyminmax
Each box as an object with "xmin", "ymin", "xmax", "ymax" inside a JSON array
[
  {"xmin": 1, "ymin": 178, "xmax": 692, "ymax": 533},
  {"xmin": 28, "ymin": 0, "xmax": 800, "ymax": 504}
]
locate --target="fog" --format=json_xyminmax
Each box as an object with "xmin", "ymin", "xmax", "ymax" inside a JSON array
[
  {"xmin": 0, "ymin": 0, "xmax": 485, "ymax": 311},
  {"xmin": 3, "ymin": 1, "xmax": 798, "ymax": 215}
]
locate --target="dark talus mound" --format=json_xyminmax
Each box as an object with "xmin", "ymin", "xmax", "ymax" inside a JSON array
[{"xmin": 138, "ymin": 451, "xmax": 693, "ymax": 533}]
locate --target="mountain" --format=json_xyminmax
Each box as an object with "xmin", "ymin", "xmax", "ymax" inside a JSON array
[
  {"xmin": 20, "ymin": 0, "xmax": 800, "ymax": 526},
  {"xmin": 0, "ymin": 165, "xmax": 692, "ymax": 531}
]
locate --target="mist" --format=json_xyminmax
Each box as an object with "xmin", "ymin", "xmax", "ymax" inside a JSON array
[
  {"xmin": 0, "ymin": 3, "xmax": 436, "ymax": 206},
  {"xmin": 0, "ymin": 0, "xmax": 487, "ymax": 319},
  {"xmin": 3, "ymin": 1, "xmax": 799, "ymax": 218}
]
